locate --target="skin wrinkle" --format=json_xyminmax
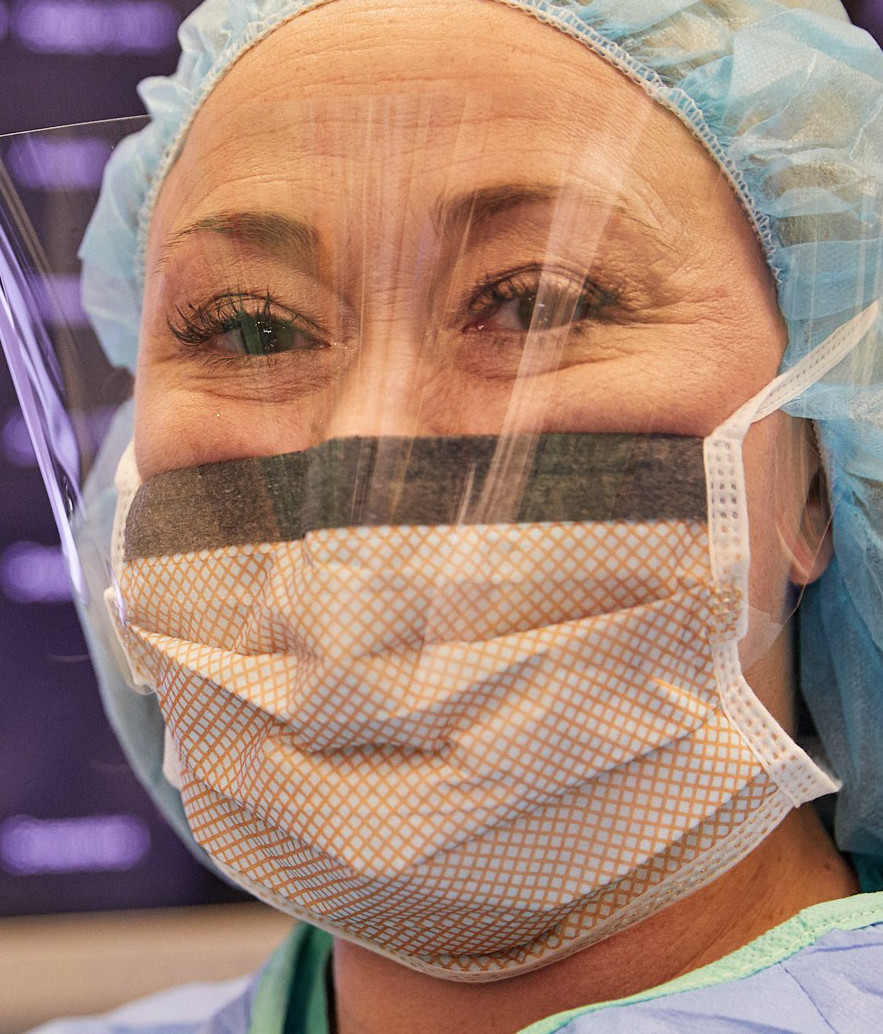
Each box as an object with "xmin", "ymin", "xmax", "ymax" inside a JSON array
[
  {"xmin": 146, "ymin": 188, "xmax": 761, "ymax": 440},
  {"xmin": 132, "ymin": 1, "xmax": 857, "ymax": 1030},
  {"xmin": 430, "ymin": 184, "xmax": 661, "ymax": 238},
  {"xmin": 155, "ymin": 197, "xmax": 678, "ymax": 349}
]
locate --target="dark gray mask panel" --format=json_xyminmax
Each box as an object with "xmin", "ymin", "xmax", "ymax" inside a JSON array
[{"xmin": 124, "ymin": 433, "xmax": 707, "ymax": 559}]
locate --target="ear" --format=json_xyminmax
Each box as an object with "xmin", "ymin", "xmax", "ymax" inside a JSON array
[{"xmin": 788, "ymin": 468, "xmax": 833, "ymax": 587}]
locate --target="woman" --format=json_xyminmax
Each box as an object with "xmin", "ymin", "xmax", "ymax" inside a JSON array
[{"xmin": 16, "ymin": 0, "xmax": 883, "ymax": 1030}]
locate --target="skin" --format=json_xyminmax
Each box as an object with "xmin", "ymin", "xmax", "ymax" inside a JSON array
[{"xmin": 135, "ymin": 1, "xmax": 857, "ymax": 1031}]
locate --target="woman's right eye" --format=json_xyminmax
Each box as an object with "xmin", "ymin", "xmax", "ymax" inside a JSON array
[
  {"xmin": 168, "ymin": 292, "xmax": 332, "ymax": 359},
  {"xmin": 216, "ymin": 309, "xmax": 328, "ymax": 355}
]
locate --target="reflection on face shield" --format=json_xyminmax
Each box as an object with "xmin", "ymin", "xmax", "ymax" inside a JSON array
[
  {"xmin": 135, "ymin": 92, "xmax": 790, "ymax": 473},
  {"xmin": 105, "ymin": 80, "xmax": 875, "ymax": 972},
  {"xmin": 0, "ymin": 67, "xmax": 875, "ymax": 980},
  {"xmin": 112, "ymin": 336, "xmax": 876, "ymax": 975},
  {"xmin": 108, "ymin": 300, "xmax": 874, "ymax": 975}
]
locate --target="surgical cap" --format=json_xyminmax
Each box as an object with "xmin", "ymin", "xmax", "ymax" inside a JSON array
[{"xmin": 79, "ymin": 0, "xmax": 883, "ymax": 858}]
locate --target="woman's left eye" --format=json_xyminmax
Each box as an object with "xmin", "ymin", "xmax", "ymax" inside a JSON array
[{"xmin": 462, "ymin": 268, "xmax": 613, "ymax": 335}]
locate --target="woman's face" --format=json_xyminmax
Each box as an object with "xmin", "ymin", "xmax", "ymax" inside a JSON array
[
  {"xmin": 137, "ymin": 0, "xmax": 788, "ymax": 476},
  {"xmin": 136, "ymin": 0, "xmax": 822, "ymax": 717}
]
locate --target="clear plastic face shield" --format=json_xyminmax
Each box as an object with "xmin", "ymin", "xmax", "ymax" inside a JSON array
[
  {"xmin": 0, "ymin": 18, "xmax": 869, "ymax": 976},
  {"xmin": 0, "ymin": 119, "xmax": 141, "ymax": 597}
]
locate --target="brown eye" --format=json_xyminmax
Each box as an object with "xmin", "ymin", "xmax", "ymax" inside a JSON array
[{"xmin": 463, "ymin": 268, "xmax": 614, "ymax": 335}]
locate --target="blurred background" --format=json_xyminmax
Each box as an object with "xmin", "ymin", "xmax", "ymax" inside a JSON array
[
  {"xmin": 0, "ymin": 1, "xmax": 880, "ymax": 1031},
  {"xmin": 0, "ymin": 3, "xmax": 294, "ymax": 1031}
]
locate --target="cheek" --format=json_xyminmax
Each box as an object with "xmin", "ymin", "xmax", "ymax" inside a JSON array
[
  {"xmin": 133, "ymin": 372, "xmax": 335, "ymax": 477},
  {"xmin": 133, "ymin": 377, "xmax": 202, "ymax": 478},
  {"xmin": 738, "ymin": 413, "xmax": 818, "ymax": 722}
]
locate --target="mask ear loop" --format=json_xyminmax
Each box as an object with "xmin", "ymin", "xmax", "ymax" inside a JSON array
[
  {"xmin": 724, "ymin": 303, "xmax": 879, "ymax": 434},
  {"xmin": 740, "ymin": 425, "xmax": 832, "ymax": 669},
  {"xmin": 702, "ymin": 302, "xmax": 877, "ymax": 804},
  {"xmin": 706, "ymin": 301, "xmax": 879, "ymax": 635}
]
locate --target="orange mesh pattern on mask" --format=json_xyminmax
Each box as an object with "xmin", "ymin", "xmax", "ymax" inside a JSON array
[
  {"xmin": 179, "ymin": 767, "xmax": 782, "ymax": 975},
  {"xmin": 114, "ymin": 518, "xmax": 788, "ymax": 972}
]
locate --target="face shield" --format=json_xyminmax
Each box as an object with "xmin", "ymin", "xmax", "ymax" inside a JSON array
[
  {"xmin": 0, "ymin": 120, "xmax": 140, "ymax": 595},
  {"xmin": 0, "ymin": 73, "xmax": 871, "ymax": 978}
]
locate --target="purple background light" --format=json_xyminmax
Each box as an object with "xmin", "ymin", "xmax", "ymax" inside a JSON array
[
  {"xmin": 2, "ymin": 409, "xmax": 38, "ymax": 467},
  {"xmin": 14, "ymin": 0, "xmax": 178, "ymax": 56},
  {"xmin": 0, "ymin": 541, "xmax": 72, "ymax": 603},
  {"xmin": 34, "ymin": 273, "xmax": 90, "ymax": 328},
  {"xmin": 6, "ymin": 136, "xmax": 112, "ymax": 191},
  {"xmin": 0, "ymin": 814, "xmax": 150, "ymax": 875},
  {"xmin": 0, "ymin": 0, "xmax": 255, "ymax": 921}
]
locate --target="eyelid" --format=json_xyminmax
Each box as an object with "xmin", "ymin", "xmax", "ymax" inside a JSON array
[
  {"xmin": 154, "ymin": 254, "xmax": 357, "ymax": 334},
  {"xmin": 166, "ymin": 290, "xmax": 331, "ymax": 353},
  {"xmin": 456, "ymin": 264, "xmax": 619, "ymax": 323}
]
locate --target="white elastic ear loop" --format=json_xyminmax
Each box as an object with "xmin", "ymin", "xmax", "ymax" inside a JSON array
[
  {"xmin": 722, "ymin": 305, "xmax": 877, "ymax": 662},
  {"xmin": 718, "ymin": 302, "xmax": 879, "ymax": 439},
  {"xmin": 701, "ymin": 310, "xmax": 876, "ymax": 807},
  {"xmin": 111, "ymin": 439, "xmax": 141, "ymax": 576},
  {"xmin": 704, "ymin": 302, "xmax": 878, "ymax": 646},
  {"xmin": 104, "ymin": 440, "xmax": 155, "ymax": 693}
]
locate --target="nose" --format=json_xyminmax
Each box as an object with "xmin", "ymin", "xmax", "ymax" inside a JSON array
[{"xmin": 323, "ymin": 320, "xmax": 426, "ymax": 441}]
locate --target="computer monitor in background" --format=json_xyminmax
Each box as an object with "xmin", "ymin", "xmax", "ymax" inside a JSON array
[{"xmin": 0, "ymin": 0, "xmax": 248, "ymax": 918}]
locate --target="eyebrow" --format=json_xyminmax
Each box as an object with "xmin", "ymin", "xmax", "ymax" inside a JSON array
[
  {"xmin": 431, "ymin": 183, "xmax": 646, "ymax": 238},
  {"xmin": 154, "ymin": 183, "xmax": 649, "ymax": 275},
  {"xmin": 155, "ymin": 211, "xmax": 321, "ymax": 274}
]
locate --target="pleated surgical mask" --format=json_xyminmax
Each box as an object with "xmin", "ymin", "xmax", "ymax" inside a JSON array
[{"xmin": 104, "ymin": 306, "xmax": 874, "ymax": 980}]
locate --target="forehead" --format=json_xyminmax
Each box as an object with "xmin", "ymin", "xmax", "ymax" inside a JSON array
[
  {"xmin": 136, "ymin": 0, "xmax": 788, "ymax": 476},
  {"xmin": 150, "ymin": 0, "xmax": 729, "ymax": 246}
]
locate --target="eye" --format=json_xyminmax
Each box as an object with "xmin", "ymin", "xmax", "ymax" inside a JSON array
[
  {"xmin": 463, "ymin": 267, "xmax": 615, "ymax": 335},
  {"xmin": 168, "ymin": 291, "xmax": 331, "ymax": 358},
  {"xmin": 216, "ymin": 309, "xmax": 325, "ymax": 355}
]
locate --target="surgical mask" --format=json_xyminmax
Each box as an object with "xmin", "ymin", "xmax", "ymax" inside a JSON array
[{"xmin": 104, "ymin": 306, "xmax": 874, "ymax": 981}]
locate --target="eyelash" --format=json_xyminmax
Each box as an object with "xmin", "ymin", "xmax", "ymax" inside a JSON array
[
  {"xmin": 165, "ymin": 267, "xmax": 618, "ymax": 364},
  {"xmin": 464, "ymin": 267, "xmax": 618, "ymax": 334},
  {"xmin": 167, "ymin": 291, "xmax": 330, "ymax": 362}
]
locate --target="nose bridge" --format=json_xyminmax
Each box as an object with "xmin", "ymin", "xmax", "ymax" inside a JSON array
[
  {"xmin": 325, "ymin": 310, "xmax": 427, "ymax": 440},
  {"xmin": 323, "ymin": 184, "xmax": 445, "ymax": 440}
]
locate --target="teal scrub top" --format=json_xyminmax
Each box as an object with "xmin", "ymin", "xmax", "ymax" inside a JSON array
[
  {"xmin": 252, "ymin": 891, "xmax": 883, "ymax": 1034},
  {"xmin": 28, "ymin": 889, "xmax": 883, "ymax": 1033}
]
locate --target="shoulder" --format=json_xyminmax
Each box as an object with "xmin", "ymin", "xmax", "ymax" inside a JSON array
[
  {"xmin": 24, "ymin": 974, "xmax": 256, "ymax": 1034},
  {"xmin": 22, "ymin": 920, "xmax": 328, "ymax": 1034},
  {"xmin": 522, "ymin": 893, "xmax": 883, "ymax": 1033}
]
